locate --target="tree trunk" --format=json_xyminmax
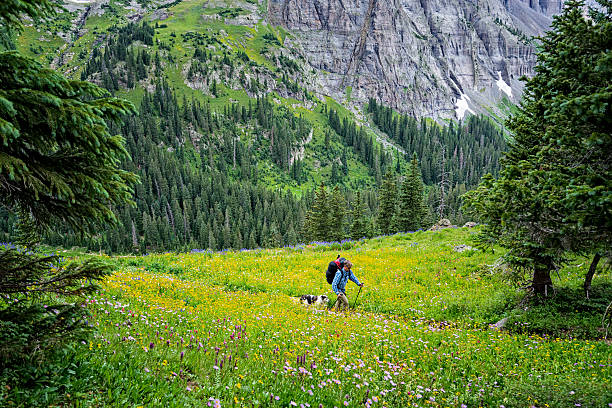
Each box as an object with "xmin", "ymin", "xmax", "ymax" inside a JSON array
[
  {"xmin": 532, "ymin": 266, "xmax": 553, "ymax": 296},
  {"xmin": 584, "ymin": 253, "xmax": 601, "ymax": 299}
]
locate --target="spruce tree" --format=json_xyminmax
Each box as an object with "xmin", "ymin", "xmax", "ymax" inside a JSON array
[
  {"xmin": 0, "ymin": 0, "xmax": 138, "ymax": 367},
  {"xmin": 377, "ymin": 170, "xmax": 398, "ymax": 235},
  {"xmin": 329, "ymin": 185, "xmax": 346, "ymax": 242},
  {"xmin": 464, "ymin": 0, "xmax": 611, "ymax": 296},
  {"xmin": 13, "ymin": 208, "xmax": 41, "ymax": 249},
  {"xmin": 395, "ymin": 154, "xmax": 426, "ymax": 232},
  {"xmin": 0, "ymin": 55, "xmax": 137, "ymax": 230},
  {"xmin": 308, "ymin": 183, "xmax": 331, "ymax": 241},
  {"xmin": 302, "ymin": 209, "xmax": 314, "ymax": 243},
  {"xmin": 350, "ymin": 191, "xmax": 367, "ymax": 240}
]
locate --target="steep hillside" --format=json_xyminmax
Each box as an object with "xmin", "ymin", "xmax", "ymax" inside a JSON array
[
  {"xmin": 7, "ymin": 0, "xmax": 517, "ymax": 252},
  {"xmin": 19, "ymin": 0, "xmax": 554, "ymax": 122},
  {"xmin": 269, "ymin": 0, "xmax": 560, "ymax": 119},
  {"xmin": 20, "ymin": 0, "xmax": 392, "ymax": 188}
]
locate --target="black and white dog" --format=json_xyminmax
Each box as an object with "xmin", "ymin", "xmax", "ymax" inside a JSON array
[{"xmin": 299, "ymin": 294, "xmax": 329, "ymax": 307}]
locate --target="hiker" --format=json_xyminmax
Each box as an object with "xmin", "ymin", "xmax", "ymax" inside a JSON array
[{"xmin": 332, "ymin": 260, "xmax": 363, "ymax": 311}]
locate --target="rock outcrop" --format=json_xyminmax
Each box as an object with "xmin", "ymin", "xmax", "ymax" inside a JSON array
[
  {"xmin": 268, "ymin": 0, "xmax": 562, "ymax": 120},
  {"xmin": 453, "ymin": 244, "xmax": 475, "ymax": 252},
  {"xmin": 491, "ymin": 316, "xmax": 509, "ymax": 330},
  {"xmin": 429, "ymin": 218, "xmax": 456, "ymax": 231}
]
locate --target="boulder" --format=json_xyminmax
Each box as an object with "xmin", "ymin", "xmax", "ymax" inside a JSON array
[
  {"xmin": 453, "ymin": 244, "xmax": 474, "ymax": 252},
  {"xmin": 491, "ymin": 317, "xmax": 509, "ymax": 330},
  {"xmin": 428, "ymin": 218, "xmax": 456, "ymax": 231},
  {"xmin": 462, "ymin": 221, "xmax": 478, "ymax": 228}
]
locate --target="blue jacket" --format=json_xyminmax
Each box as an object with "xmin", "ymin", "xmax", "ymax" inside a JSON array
[{"xmin": 332, "ymin": 267, "xmax": 361, "ymax": 295}]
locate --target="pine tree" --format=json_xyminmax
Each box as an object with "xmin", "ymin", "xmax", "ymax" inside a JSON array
[
  {"xmin": 329, "ymin": 185, "xmax": 346, "ymax": 242},
  {"xmin": 0, "ymin": 0, "xmax": 138, "ymax": 368},
  {"xmin": 395, "ymin": 154, "xmax": 426, "ymax": 232},
  {"xmin": 247, "ymin": 230, "xmax": 257, "ymax": 249},
  {"xmin": 377, "ymin": 170, "xmax": 398, "ymax": 235},
  {"xmin": 210, "ymin": 78, "xmax": 217, "ymax": 97},
  {"xmin": 208, "ymin": 228, "xmax": 217, "ymax": 250},
  {"xmin": 464, "ymin": 0, "xmax": 612, "ymax": 296},
  {"xmin": 267, "ymin": 222, "xmax": 282, "ymax": 248},
  {"xmin": 13, "ymin": 208, "xmax": 40, "ymax": 249},
  {"xmin": 308, "ymin": 183, "xmax": 331, "ymax": 241},
  {"xmin": 302, "ymin": 209, "xmax": 314, "ymax": 242},
  {"xmin": 350, "ymin": 191, "xmax": 367, "ymax": 240}
]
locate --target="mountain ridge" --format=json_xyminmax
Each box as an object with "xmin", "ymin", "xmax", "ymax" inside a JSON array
[
  {"xmin": 268, "ymin": 0, "xmax": 561, "ymax": 119},
  {"xmin": 48, "ymin": 0, "xmax": 563, "ymax": 122}
]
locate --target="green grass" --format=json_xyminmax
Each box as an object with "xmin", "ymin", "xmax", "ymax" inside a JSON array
[
  {"xmin": 345, "ymin": 86, "xmax": 352, "ymax": 102},
  {"xmin": 3, "ymin": 228, "xmax": 611, "ymax": 407},
  {"xmin": 16, "ymin": 27, "xmax": 65, "ymax": 62}
]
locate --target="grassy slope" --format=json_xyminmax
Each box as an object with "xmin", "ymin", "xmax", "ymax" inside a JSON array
[
  {"xmin": 7, "ymin": 228, "xmax": 610, "ymax": 407},
  {"xmin": 16, "ymin": 0, "xmax": 383, "ymax": 193}
]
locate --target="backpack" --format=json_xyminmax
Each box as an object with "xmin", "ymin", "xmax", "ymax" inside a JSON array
[{"xmin": 326, "ymin": 255, "xmax": 346, "ymax": 284}]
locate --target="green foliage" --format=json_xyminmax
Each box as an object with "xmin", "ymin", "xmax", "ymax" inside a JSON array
[
  {"xmin": 0, "ymin": 51, "xmax": 138, "ymax": 232},
  {"xmin": 529, "ymin": 0, "xmax": 612, "ymax": 255},
  {"xmin": 6, "ymin": 0, "xmax": 508, "ymax": 250},
  {"xmin": 305, "ymin": 183, "xmax": 331, "ymax": 242},
  {"xmin": 217, "ymin": 8, "xmax": 244, "ymax": 19},
  {"xmin": 0, "ymin": 245, "xmax": 112, "ymax": 363},
  {"xmin": 13, "ymin": 208, "xmax": 40, "ymax": 249},
  {"xmin": 367, "ymin": 98, "xmax": 506, "ymax": 187},
  {"xmin": 496, "ymin": 376, "xmax": 611, "ymax": 408},
  {"xmin": 464, "ymin": 0, "xmax": 612, "ymax": 295},
  {"xmin": 367, "ymin": 100, "xmax": 504, "ymax": 225},
  {"xmin": 80, "ymin": 21, "xmax": 155, "ymax": 90},
  {"xmin": 262, "ymin": 32, "xmax": 280, "ymax": 46},
  {"xmin": 395, "ymin": 153, "xmax": 427, "ymax": 232},
  {"xmin": 5, "ymin": 229, "xmax": 612, "ymax": 407},
  {"xmin": 1, "ymin": 343, "xmax": 205, "ymax": 407},
  {"xmin": 376, "ymin": 170, "xmax": 397, "ymax": 235},
  {"xmin": 38, "ymin": 86, "xmax": 312, "ymax": 253},
  {"xmin": 0, "ymin": 0, "xmax": 139, "ymax": 396},
  {"xmin": 505, "ymin": 282, "xmax": 612, "ymax": 339},
  {"xmin": 0, "ymin": 0, "xmax": 57, "ymax": 48},
  {"xmin": 329, "ymin": 185, "xmax": 346, "ymax": 242},
  {"xmin": 350, "ymin": 191, "xmax": 368, "ymax": 239},
  {"xmin": 327, "ymin": 106, "xmax": 392, "ymax": 177},
  {"xmin": 303, "ymin": 184, "xmax": 373, "ymax": 243}
]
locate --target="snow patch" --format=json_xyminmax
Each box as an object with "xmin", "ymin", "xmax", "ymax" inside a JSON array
[
  {"xmin": 455, "ymin": 94, "xmax": 474, "ymax": 120},
  {"xmin": 496, "ymin": 71, "xmax": 512, "ymax": 98}
]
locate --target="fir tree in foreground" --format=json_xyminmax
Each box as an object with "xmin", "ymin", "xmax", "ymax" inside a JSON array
[
  {"xmin": 0, "ymin": 0, "xmax": 137, "ymax": 371},
  {"xmin": 464, "ymin": 0, "xmax": 611, "ymax": 296}
]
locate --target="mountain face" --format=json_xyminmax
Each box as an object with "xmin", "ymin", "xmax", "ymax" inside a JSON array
[
  {"xmin": 268, "ymin": 0, "xmax": 562, "ymax": 119},
  {"xmin": 7, "ymin": 0, "xmax": 540, "ymax": 251},
  {"xmin": 53, "ymin": 0, "xmax": 564, "ymax": 120}
]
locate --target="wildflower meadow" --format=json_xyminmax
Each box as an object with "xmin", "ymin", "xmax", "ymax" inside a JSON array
[{"xmin": 6, "ymin": 229, "xmax": 611, "ymax": 407}]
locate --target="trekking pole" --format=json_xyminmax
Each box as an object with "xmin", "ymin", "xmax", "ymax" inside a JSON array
[
  {"xmin": 351, "ymin": 285, "xmax": 363, "ymax": 310},
  {"xmin": 328, "ymin": 297, "xmax": 337, "ymax": 310}
]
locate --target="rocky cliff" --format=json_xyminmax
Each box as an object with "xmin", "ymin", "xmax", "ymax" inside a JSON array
[{"xmin": 268, "ymin": 0, "xmax": 562, "ymax": 119}]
